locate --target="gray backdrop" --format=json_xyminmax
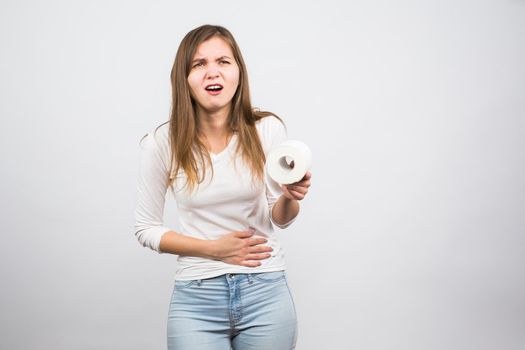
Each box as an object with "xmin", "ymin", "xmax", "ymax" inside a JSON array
[{"xmin": 1, "ymin": 0, "xmax": 524, "ymax": 349}]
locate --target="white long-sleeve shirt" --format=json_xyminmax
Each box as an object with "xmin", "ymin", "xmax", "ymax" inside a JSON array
[{"xmin": 134, "ymin": 116, "xmax": 296, "ymax": 280}]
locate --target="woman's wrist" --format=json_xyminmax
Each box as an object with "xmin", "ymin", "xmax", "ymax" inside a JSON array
[
  {"xmin": 159, "ymin": 231, "xmax": 216, "ymax": 259},
  {"xmin": 271, "ymin": 195, "xmax": 299, "ymax": 225},
  {"xmin": 203, "ymin": 239, "xmax": 219, "ymax": 260}
]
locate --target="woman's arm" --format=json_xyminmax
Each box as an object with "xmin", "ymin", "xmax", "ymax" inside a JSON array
[
  {"xmin": 135, "ymin": 131, "xmax": 271, "ymax": 266},
  {"xmin": 159, "ymin": 230, "xmax": 273, "ymax": 267},
  {"xmin": 158, "ymin": 231, "xmax": 215, "ymax": 258},
  {"xmin": 260, "ymin": 116, "xmax": 312, "ymax": 228},
  {"xmin": 134, "ymin": 130, "xmax": 173, "ymax": 253},
  {"xmin": 271, "ymin": 171, "xmax": 312, "ymax": 226},
  {"xmin": 271, "ymin": 196, "xmax": 300, "ymax": 226}
]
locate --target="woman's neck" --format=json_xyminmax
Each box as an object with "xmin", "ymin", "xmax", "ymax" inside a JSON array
[{"xmin": 197, "ymin": 107, "xmax": 231, "ymax": 138}]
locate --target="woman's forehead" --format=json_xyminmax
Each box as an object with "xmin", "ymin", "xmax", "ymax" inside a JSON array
[{"xmin": 192, "ymin": 36, "xmax": 234, "ymax": 59}]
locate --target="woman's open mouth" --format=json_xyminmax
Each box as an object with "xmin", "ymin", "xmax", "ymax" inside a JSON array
[{"xmin": 205, "ymin": 84, "xmax": 223, "ymax": 96}]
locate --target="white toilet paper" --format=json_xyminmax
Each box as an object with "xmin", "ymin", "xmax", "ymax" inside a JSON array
[{"xmin": 266, "ymin": 140, "xmax": 312, "ymax": 184}]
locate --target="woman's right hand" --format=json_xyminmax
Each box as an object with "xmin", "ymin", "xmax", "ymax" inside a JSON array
[{"xmin": 210, "ymin": 229, "xmax": 273, "ymax": 267}]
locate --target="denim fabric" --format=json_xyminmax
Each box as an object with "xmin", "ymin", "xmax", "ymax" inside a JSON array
[{"xmin": 167, "ymin": 270, "xmax": 298, "ymax": 350}]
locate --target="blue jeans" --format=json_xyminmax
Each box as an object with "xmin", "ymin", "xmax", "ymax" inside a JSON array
[{"xmin": 167, "ymin": 270, "xmax": 298, "ymax": 350}]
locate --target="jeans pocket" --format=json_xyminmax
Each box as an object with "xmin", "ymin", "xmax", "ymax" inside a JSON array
[
  {"xmin": 252, "ymin": 270, "xmax": 285, "ymax": 283},
  {"xmin": 174, "ymin": 279, "xmax": 198, "ymax": 289}
]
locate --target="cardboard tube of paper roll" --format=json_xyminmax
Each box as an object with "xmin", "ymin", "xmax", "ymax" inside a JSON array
[{"xmin": 266, "ymin": 140, "xmax": 312, "ymax": 184}]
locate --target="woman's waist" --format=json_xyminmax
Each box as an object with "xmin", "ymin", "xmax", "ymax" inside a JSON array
[{"xmin": 174, "ymin": 252, "xmax": 286, "ymax": 281}]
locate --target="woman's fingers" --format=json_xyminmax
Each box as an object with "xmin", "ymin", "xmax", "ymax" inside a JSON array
[
  {"xmin": 247, "ymin": 237, "xmax": 268, "ymax": 246},
  {"xmin": 281, "ymin": 184, "xmax": 308, "ymax": 200},
  {"xmin": 228, "ymin": 253, "xmax": 272, "ymax": 267},
  {"xmin": 228, "ymin": 252, "xmax": 270, "ymax": 268},
  {"xmin": 234, "ymin": 230, "xmax": 255, "ymax": 239},
  {"xmin": 245, "ymin": 252, "xmax": 272, "ymax": 261},
  {"xmin": 292, "ymin": 178, "xmax": 311, "ymax": 188},
  {"xmin": 220, "ymin": 228, "xmax": 274, "ymax": 267},
  {"xmin": 248, "ymin": 245, "xmax": 273, "ymax": 254},
  {"xmin": 289, "ymin": 190, "xmax": 305, "ymax": 200},
  {"xmin": 289, "ymin": 191, "xmax": 305, "ymax": 199},
  {"xmin": 285, "ymin": 185, "xmax": 308, "ymax": 195},
  {"xmin": 242, "ymin": 260, "xmax": 262, "ymax": 268}
]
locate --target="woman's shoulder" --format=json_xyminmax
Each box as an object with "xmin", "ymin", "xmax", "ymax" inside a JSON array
[
  {"xmin": 255, "ymin": 114, "xmax": 285, "ymax": 132},
  {"xmin": 255, "ymin": 115, "xmax": 286, "ymax": 134},
  {"xmin": 139, "ymin": 121, "xmax": 170, "ymax": 151},
  {"xmin": 254, "ymin": 114, "xmax": 288, "ymax": 152},
  {"xmin": 138, "ymin": 122, "xmax": 171, "ymax": 171},
  {"xmin": 138, "ymin": 122, "xmax": 171, "ymax": 170}
]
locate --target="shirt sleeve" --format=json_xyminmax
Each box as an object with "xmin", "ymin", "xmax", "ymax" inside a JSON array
[
  {"xmin": 262, "ymin": 116, "xmax": 298, "ymax": 229},
  {"xmin": 133, "ymin": 130, "xmax": 172, "ymax": 253}
]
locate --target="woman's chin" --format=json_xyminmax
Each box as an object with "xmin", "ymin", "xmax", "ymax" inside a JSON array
[{"xmin": 199, "ymin": 103, "xmax": 232, "ymax": 115}]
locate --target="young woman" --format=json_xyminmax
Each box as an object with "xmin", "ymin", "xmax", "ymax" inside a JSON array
[{"xmin": 134, "ymin": 24, "xmax": 311, "ymax": 350}]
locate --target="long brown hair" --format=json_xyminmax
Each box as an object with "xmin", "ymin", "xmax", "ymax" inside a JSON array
[{"xmin": 154, "ymin": 24, "xmax": 283, "ymax": 194}]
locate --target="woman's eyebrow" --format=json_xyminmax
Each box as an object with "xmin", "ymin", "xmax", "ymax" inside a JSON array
[{"xmin": 192, "ymin": 55, "xmax": 232, "ymax": 63}]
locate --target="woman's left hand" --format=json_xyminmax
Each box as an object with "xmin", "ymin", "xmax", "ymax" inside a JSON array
[{"xmin": 280, "ymin": 171, "xmax": 312, "ymax": 201}]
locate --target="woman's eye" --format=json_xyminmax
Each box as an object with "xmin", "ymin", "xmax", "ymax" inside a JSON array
[{"xmin": 192, "ymin": 60, "xmax": 229, "ymax": 68}]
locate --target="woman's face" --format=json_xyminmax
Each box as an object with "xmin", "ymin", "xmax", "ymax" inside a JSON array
[{"xmin": 187, "ymin": 36, "xmax": 240, "ymax": 116}]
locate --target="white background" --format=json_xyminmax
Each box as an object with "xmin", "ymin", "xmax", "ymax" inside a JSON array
[{"xmin": 1, "ymin": 0, "xmax": 524, "ymax": 349}]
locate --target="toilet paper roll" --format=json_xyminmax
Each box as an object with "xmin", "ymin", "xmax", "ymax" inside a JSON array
[{"xmin": 266, "ymin": 140, "xmax": 312, "ymax": 184}]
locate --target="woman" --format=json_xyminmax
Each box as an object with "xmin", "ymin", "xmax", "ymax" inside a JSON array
[{"xmin": 134, "ymin": 24, "xmax": 311, "ymax": 350}]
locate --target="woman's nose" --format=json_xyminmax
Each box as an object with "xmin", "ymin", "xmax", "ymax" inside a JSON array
[
  {"xmin": 206, "ymin": 74, "xmax": 219, "ymax": 81},
  {"xmin": 205, "ymin": 64, "xmax": 220, "ymax": 79},
  {"xmin": 205, "ymin": 70, "xmax": 219, "ymax": 79}
]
